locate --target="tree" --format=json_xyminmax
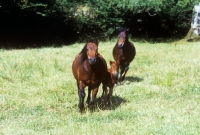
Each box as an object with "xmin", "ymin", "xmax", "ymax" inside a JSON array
[{"xmin": 1, "ymin": 0, "xmax": 200, "ymax": 47}]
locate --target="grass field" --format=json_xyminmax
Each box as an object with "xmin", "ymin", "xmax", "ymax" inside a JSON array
[{"xmin": 0, "ymin": 40, "xmax": 200, "ymax": 135}]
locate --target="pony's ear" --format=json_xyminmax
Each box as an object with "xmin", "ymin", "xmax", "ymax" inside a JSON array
[
  {"xmin": 110, "ymin": 61, "xmax": 114, "ymax": 65},
  {"xmin": 94, "ymin": 38, "xmax": 99, "ymax": 45},
  {"xmin": 86, "ymin": 39, "xmax": 90, "ymax": 43},
  {"xmin": 117, "ymin": 27, "xmax": 124, "ymax": 32},
  {"xmin": 126, "ymin": 28, "xmax": 129, "ymax": 32},
  {"xmin": 118, "ymin": 27, "xmax": 129, "ymax": 32}
]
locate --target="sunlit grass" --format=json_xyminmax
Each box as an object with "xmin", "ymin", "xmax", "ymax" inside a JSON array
[{"xmin": 0, "ymin": 41, "xmax": 200, "ymax": 134}]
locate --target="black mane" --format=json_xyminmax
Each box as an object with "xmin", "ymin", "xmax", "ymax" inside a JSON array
[{"xmin": 80, "ymin": 43, "xmax": 87, "ymax": 54}]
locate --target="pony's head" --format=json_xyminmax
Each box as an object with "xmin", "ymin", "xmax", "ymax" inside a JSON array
[
  {"xmin": 117, "ymin": 28, "xmax": 129, "ymax": 48},
  {"xmin": 109, "ymin": 61, "xmax": 119, "ymax": 85},
  {"xmin": 86, "ymin": 39, "xmax": 98, "ymax": 65}
]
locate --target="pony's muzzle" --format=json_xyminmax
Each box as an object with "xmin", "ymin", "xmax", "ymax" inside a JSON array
[
  {"xmin": 117, "ymin": 43, "xmax": 124, "ymax": 48},
  {"xmin": 112, "ymin": 72, "xmax": 118, "ymax": 78},
  {"xmin": 117, "ymin": 37, "xmax": 125, "ymax": 48},
  {"xmin": 89, "ymin": 57, "xmax": 97, "ymax": 65},
  {"xmin": 112, "ymin": 72, "xmax": 119, "ymax": 85}
]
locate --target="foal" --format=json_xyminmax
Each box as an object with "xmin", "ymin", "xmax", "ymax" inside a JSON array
[{"xmin": 101, "ymin": 61, "xmax": 118, "ymax": 105}]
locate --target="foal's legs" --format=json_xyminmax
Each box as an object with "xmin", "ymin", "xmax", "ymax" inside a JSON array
[
  {"xmin": 101, "ymin": 84, "xmax": 108, "ymax": 105},
  {"xmin": 101, "ymin": 84, "xmax": 108, "ymax": 99},
  {"xmin": 105, "ymin": 86, "xmax": 113, "ymax": 105}
]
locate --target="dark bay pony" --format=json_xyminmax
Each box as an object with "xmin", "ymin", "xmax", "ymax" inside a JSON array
[
  {"xmin": 72, "ymin": 39, "xmax": 107, "ymax": 113},
  {"xmin": 101, "ymin": 61, "xmax": 118, "ymax": 106},
  {"xmin": 113, "ymin": 28, "xmax": 136, "ymax": 83}
]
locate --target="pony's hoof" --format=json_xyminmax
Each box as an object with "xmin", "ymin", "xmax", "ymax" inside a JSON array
[
  {"xmin": 120, "ymin": 76, "xmax": 125, "ymax": 82},
  {"xmin": 79, "ymin": 108, "xmax": 85, "ymax": 114}
]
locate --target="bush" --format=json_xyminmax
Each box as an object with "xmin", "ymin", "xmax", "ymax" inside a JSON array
[
  {"xmin": 1, "ymin": 0, "xmax": 200, "ymax": 43},
  {"xmin": 62, "ymin": 0, "xmax": 200, "ymax": 39}
]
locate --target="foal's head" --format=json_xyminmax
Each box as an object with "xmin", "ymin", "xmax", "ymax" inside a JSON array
[
  {"xmin": 109, "ymin": 61, "xmax": 119, "ymax": 85},
  {"xmin": 86, "ymin": 39, "xmax": 98, "ymax": 65},
  {"xmin": 117, "ymin": 28, "xmax": 129, "ymax": 48}
]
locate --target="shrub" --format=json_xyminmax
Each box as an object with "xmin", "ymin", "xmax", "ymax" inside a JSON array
[{"xmin": 1, "ymin": 0, "xmax": 200, "ymax": 42}]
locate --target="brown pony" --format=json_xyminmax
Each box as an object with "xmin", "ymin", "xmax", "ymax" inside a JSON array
[
  {"xmin": 113, "ymin": 28, "xmax": 136, "ymax": 83},
  {"xmin": 72, "ymin": 39, "xmax": 107, "ymax": 113},
  {"xmin": 101, "ymin": 61, "xmax": 118, "ymax": 106}
]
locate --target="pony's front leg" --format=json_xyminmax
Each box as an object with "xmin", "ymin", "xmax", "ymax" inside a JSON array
[
  {"xmin": 86, "ymin": 87, "xmax": 91, "ymax": 106},
  {"xmin": 89, "ymin": 87, "xmax": 98, "ymax": 107},
  {"xmin": 78, "ymin": 81, "xmax": 86, "ymax": 113},
  {"xmin": 121, "ymin": 63, "xmax": 129, "ymax": 81},
  {"xmin": 119, "ymin": 66, "xmax": 125, "ymax": 83},
  {"xmin": 106, "ymin": 86, "xmax": 113, "ymax": 105},
  {"xmin": 101, "ymin": 84, "xmax": 108, "ymax": 105}
]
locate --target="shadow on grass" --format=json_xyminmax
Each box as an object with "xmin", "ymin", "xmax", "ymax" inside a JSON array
[
  {"xmin": 96, "ymin": 95, "xmax": 127, "ymax": 111},
  {"xmin": 125, "ymin": 76, "xmax": 143, "ymax": 82}
]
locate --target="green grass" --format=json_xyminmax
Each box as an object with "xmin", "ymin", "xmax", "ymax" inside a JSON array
[{"xmin": 0, "ymin": 40, "xmax": 200, "ymax": 135}]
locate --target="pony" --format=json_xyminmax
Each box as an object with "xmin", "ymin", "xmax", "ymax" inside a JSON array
[
  {"xmin": 72, "ymin": 39, "xmax": 107, "ymax": 113},
  {"xmin": 101, "ymin": 61, "xmax": 118, "ymax": 106},
  {"xmin": 113, "ymin": 28, "xmax": 136, "ymax": 83}
]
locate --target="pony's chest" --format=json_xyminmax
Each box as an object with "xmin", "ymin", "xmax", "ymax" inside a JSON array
[
  {"xmin": 117, "ymin": 49, "xmax": 125, "ymax": 59},
  {"xmin": 86, "ymin": 75, "xmax": 99, "ymax": 84},
  {"xmin": 80, "ymin": 65, "xmax": 104, "ymax": 84}
]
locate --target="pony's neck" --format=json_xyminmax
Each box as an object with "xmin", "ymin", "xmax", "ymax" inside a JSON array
[
  {"xmin": 125, "ymin": 35, "xmax": 129, "ymax": 43},
  {"xmin": 123, "ymin": 38, "xmax": 129, "ymax": 46}
]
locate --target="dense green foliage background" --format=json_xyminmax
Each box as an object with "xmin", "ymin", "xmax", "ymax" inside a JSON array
[{"xmin": 0, "ymin": 0, "xmax": 200, "ymax": 47}]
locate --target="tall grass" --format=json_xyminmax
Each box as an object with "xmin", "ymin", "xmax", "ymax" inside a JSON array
[{"xmin": 0, "ymin": 41, "xmax": 200, "ymax": 134}]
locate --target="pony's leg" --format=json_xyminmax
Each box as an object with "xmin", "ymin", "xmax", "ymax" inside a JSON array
[
  {"xmin": 101, "ymin": 84, "xmax": 108, "ymax": 99},
  {"xmin": 116, "ymin": 60, "xmax": 121, "ymax": 84},
  {"xmin": 106, "ymin": 86, "xmax": 113, "ymax": 105},
  {"xmin": 86, "ymin": 87, "xmax": 91, "ymax": 105},
  {"xmin": 121, "ymin": 64, "xmax": 129, "ymax": 82},
  {"xmin": 119, "ymin": 66, "xmax": 125, "ymax": 83},
  {"xmin": 78, "ymin": 81, "xmax": 86, "ymax": 113},
  {"xmin": 101, "ymin": 84, "xmax": 108, "ymax": 105},
  {"xmin": 90, "ymin": 87, "xmax": 98, "ymax": 106}
]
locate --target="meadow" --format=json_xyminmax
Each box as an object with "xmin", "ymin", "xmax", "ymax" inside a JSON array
[{"xmin": 0, "ymin": 40, "xmax": 200, "ymax": 135}]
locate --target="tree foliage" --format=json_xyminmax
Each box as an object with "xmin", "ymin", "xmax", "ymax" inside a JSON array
[{"xmin": 1, "ymin": 0, "xmax": 200, "ymax": 44}]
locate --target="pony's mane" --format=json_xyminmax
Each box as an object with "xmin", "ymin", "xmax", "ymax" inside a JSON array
[{"xmin": 80, "ymin": 43, "xmax": 87, "ymax": 54}]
